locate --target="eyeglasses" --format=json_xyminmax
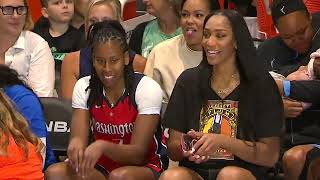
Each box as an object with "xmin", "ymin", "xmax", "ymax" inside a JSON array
[{"xmin": 0, "ymin": 6, "xmax": 28, "ymax": 15}]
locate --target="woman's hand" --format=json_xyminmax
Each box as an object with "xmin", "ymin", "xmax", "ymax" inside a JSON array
[
  {"xmin": 67, "ymin": 137, "xmax": 86, "ymax": 174},
  {"xmin": 79, "ymin": 140, "xmax": 105, "ymax": 178},
  {"xmin": 191, "ymin": 132, "xmax": 223, "ymax": 160},
  {"xmin": 183, "ymin": 131, "xmax": 210, "ymax": 164}
]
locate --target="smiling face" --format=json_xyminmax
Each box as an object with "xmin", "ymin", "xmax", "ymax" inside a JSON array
[
  {"xmin": 93, "ymin": 40, "xmax": 129, "ymax": 90},
  {"xmin": 202, "ymin": 15, "xmax": 237, "ymax": 66},
  {"xmin": 43, "ymin": 0, "xmax": 74, "ymax": 23},
  {"xmin": 0, "ymin": 0, "xmax": 26, "ymax": 36},
  {"xmin": 276, "ymin": 11, "xmax": 313, "ymax": 54},
  {"xmin": 180, "ymin": 0, "xmax": 210, "ymax": 51}
]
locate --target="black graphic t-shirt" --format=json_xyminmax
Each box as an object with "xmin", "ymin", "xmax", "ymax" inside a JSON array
[
  {"xmin": 33, "ymin": 23, "xmax": 85, "ymax": 71},
  {"xmin": 162, "ymin": 66, "xmax": 283, "ymax": 170}
]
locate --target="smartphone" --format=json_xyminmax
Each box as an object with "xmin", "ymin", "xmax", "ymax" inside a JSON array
[{"xmin": 181, "ymin": 134, "xmax": 197, "ymax": 152}]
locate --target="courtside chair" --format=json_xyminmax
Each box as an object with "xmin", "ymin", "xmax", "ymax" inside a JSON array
[{"xmin": 40, "ymin": 97, "xmax": 72, "ymax": 161}]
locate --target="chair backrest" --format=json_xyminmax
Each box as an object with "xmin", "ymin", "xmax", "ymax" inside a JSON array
[
  {"xmin": 40, "ymin": 97, "xmax": 72, "ymax": 156},
  {"xmin": 256, "ymin": 0, "xmax": 278, "ymax": 39}
]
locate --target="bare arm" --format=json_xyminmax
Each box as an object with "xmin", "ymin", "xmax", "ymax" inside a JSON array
[
  {"xmin": 69, "ymin": 108, "xmax": 90, "ymax": 144},
  {"xmin": 61, "ymin": 51, "xmax": 80, "ymax": 101},
  {"xmin": 192, "ymin": 132, "xmax": 280, "ymax": 167},
  {"xmin": 133, "ymin": 54, "xmax": 146, "ymax": 73},
  {"xmin": 220, "ymin": 136, "xmax": 280, "ymax": 167},
  {"xmin": 166, "ymin": 129, "xmax": 184, "ymax": 161},
  {"xmin": 67, "ymin": 108, "xmax": 90, "ymax": 170},
  {"xmin": 98, "ymin": 114, "xmax": 160, "ymax": 165}
]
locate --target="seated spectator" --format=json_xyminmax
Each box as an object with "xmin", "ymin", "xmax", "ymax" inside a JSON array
[
  {"xmin": 144, "ymin": 0, "xmax": 217, "ymax": 103},
  {"xmin": 34, "ymin": 0, "xmax": 86, "ymax": 96},
  {"xmin": 129, "ymin": 0, "xmax": 185, "ymax": 58},
  {"xmin": 45, "ymin": 20, "xmax": 168, "ymax": 180},
  {"xmin": 257, "ymin": 0, "xmax": 320, "ymax": 76},
  {"xmin": 0, "ymin": 65, "xmax": 56, "ymax": 170},
  {"xmin": 0, "ymin": 0, "xmax": 55, "ymax": 97},
  {"xmin": 34, "ymin": 0, "xmax": 89, "ymax": 31},
  {"xmin": 0, "ymin": 90, "xmax": 44, "ymax": 179},
  {"xmin": 61, "ymin": 0, "xmax": 146, "ymax": 101},
  {"xmin": 258, "ymin": 1, "xmax": 320, "ymax": 179},
  {"xmin": 275, "ymin": 77, "xmax": 320, "ymax": 180},
  {"xmin": 36, "ymin": 0, "xmax": 85, "ymax": 68},
  {"xmin": 160, "ymin": 10, "xmax": 283, "ymax": 180}
]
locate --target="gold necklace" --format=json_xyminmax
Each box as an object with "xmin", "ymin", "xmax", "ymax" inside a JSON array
[{"xmin": 211, "ymin": 73, "xmax": 240, "ymax": 96}]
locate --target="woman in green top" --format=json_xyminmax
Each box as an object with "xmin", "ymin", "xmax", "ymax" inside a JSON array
[{"xmin": 129, "ymin": 0, "xmax": 183, "ymax": 58}]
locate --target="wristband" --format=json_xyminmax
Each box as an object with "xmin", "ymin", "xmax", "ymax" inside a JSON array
[{"xmin": 283, "ymin": 80, "xmax": 291, "ymax": 97}]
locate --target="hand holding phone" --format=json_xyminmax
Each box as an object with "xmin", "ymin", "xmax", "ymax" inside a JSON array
[{"xmin": 181, "ymin": 134, "xmax": 198, "ymax": 152}]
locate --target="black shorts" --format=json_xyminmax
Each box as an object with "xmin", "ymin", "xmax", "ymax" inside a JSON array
[
  {"xmin": 95, "ymin": 164, "xmax": 160, "ymax": 179},
  {"xmin": 300, "ymin": 147, "xmax": 320, "ymax": 179}
]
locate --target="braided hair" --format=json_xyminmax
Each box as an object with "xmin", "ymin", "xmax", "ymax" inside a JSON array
[{"xmin": 86, "ymin": 20, "xmax": 135, "ymax": 109}]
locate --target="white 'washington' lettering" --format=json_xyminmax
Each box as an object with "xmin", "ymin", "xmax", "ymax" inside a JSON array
[{"xmin": 95, "ymin": 122, "xmax": 134, "ymax": 137}]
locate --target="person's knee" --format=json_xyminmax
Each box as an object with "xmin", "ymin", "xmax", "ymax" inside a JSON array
[
  {"xmin": 159, "ymin": 167, "xmax": 193, "ymax": 180},
  {"xmin": 283, "ymin": 148, "xmax": 307, "ymax": 166},
  {"xmin": 109, "ymin": 168, "xmax": 132, "ymax": 180},
  {"xmin": 45, "ymin": 162, "xmax": 72, "ymax": 180},
  {"xmin": 217, "ymin": 166, "xmax": 256, "ymax": 180}
]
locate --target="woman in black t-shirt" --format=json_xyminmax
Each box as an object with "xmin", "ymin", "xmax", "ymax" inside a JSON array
[{"xmin": 160, "ymin": 10, "xmax": 284, "ymax": 180}]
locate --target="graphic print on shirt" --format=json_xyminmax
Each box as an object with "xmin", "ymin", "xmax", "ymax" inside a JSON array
[{"xmin": 199, "ymin": 100, "xmax": 238, "ymax": 160}]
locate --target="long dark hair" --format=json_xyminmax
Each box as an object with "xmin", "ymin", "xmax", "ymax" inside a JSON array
[
  {"xmin": 199, "ymin": 10, "xmax": 283, "ymax": 142},
  {"xmin": 86, "ymin": 20, "xmax": 135, "ymax": 109},
  {"xmin": 0, "ymin": 65, "xmax": 33, "ymax": 91}
]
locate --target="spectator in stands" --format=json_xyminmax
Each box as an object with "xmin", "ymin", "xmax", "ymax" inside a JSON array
[
  {"xmin": 0, "ymin": 0, "xmax": 55, "ymax": 97},
  {"xmin": 257, "ymin": 0, "xmax": 320, "ymax": 76},
  {"xmin": 34, "ymin": 0, "xmax": 86, "ymax": 96},
  {"xmin": 160, "ymin": 10, "xmax": 283, "ymax": 180},
  {"xmin": 0, "ymin": 90, "xmax": 44, "ymax": 179},
  {"xmin": 144, "ymin": 0, "xmax": 217, "ymax": 103},
  {"xmin": 272, "ymin": 48, "xmax": 320, "ymax": 180},
  {"xmin": 257, "ymin": 1, "xmax": 320, "ymax": 179},
  {"xmin": 36, "ymin": 0, "xmax": 85, "ymax": 65},
  {"xmin": 0, "ymin": 65, "xmax": 56, "ymax": 170},
  {"xmin": 129, "ymin": 0, "xmax": 184, "ymax": 58},
  {"xmin": 34, "ymin": 0, "xmax": 89, "ymax": 31},
  {"xmin": 45, "ymin": 20, "xmax": 168, "ymax": 180},
  {"xmin": 275, "ymin": 78, "xmax": 320, "ymax": 180},
  {"xmin": 61, "ymin": 0, "xmax": 146, "ymax": 101}
]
